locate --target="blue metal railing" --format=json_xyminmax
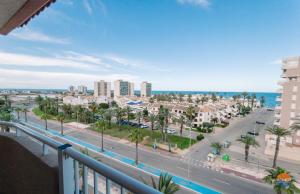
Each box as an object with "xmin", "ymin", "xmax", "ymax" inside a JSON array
[{"xmin": 0, "ymin": 121, "xmax": 161, "ymax": 194}]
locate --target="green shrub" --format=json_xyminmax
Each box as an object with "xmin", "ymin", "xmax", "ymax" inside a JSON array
[{"xmin": 196, "ymin": 134, "xmax": 204, "ymax": 141}]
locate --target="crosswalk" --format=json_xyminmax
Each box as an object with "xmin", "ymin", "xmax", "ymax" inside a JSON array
[{"xmin": 179, "ymin": 157, "xmax": 224, "ymax": 173}]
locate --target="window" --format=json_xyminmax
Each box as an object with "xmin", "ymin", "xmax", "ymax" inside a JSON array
[
  {"xmin": 291, "ymin": 103, "xmax": 296, "ymax": 109},
  {"xmin": 292, "ymin": 95, "xmax": 297, "ymax": 101},
  {"xmin": 293, "ymin": 86, "xmax": 298, "ymax": 92}
]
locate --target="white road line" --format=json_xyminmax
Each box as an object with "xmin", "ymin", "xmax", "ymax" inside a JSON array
[{"xmin": 213, "ymin": 178, "xmax": 231, "ymax": 186}]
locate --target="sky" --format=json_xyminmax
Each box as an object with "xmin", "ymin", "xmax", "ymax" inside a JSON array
[{"xmin": 1, "ymin": 0, "xmax": 300, "ymax": 92}]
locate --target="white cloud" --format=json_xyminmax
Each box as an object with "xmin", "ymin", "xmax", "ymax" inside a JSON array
[
  {"xmin": 0, "ymin": 68, "xmax": 139, "ymax": 89},
  {"xmin": 11, "ymin": 29, "xmax": 70, "ymax": 44},
  {"xmin": 177, "ymin": 0, "xmax": 210, "ymax": 7},
  {"xmin": 83, "ymin": 0, "xmax": 93, "ymax": 15},
  {"xmin": 0, "ymin": 51, "xmax": 107, "ymax": 70}
]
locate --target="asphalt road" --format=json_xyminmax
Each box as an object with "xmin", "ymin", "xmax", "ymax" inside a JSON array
[{"xmin": 19, "ymin": 110, "xmax": 275, "ymax": 194}]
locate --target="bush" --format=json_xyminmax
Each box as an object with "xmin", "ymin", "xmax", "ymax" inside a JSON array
[{"xmin": 196, "ymin": 134, "xmax": 204, "ymax": 141}]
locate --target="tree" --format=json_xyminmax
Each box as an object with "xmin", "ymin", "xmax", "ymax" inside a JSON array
[
  {"xmin": 104, "ymin": 109, "xmax": 113, "ymax": 127},
  {"xmin": 142, "ymin": 173, "xmax": 180, "ymax": 194},
  {"xmin": 115, "ymin": 107, "xmax": 124, "ymax": 128},
  {"xmin": 57, "ymin": 112, "xmax": 65, "ymax": 135},
  {"xmin": 95, "ymin": 120, "xmax": 107, "ymax": 152},
  {"xmin": 89, "ymin": 102, "xmax": 98, "ymax": 122},
  {"xmin": 210, "ymin": 142, "xmax": 223, "ymax": 155},
  {"xmin": 149, "ymin": 114, "xmax": 157, "ymax": 131},
  {"xmin": 263, "ymin": 167, "xmax": 300, "ymax": 194},
  {"xmin": 260, "ymin": 96, "xmax": 265, "ymax": 107},
  {"xmin": 129, "ymin": 127, "xmax": 143, "ymax": 165},
  {"xmin": 158, "ymin": 106, "xmax": 166, "ymax": 140},
  {"xmin": 136, "ymin": 111, "xmax": 143, "ymax": 126},
  {"xmin": 177, "ymin": 115, "xmax": 186, "ymax": 136},
  {"xmin": 15, "ymin": 107, "xmax": 22, "ymax": 120},
  {"xmin": 251, "ymin": 94, "xmax": 256, "ymax": 109},
  {"xmin": 237, "ymin": 135, "xmax": 259, "ymax": 162},
  {"xmin": 41, "ymin": 113, "xmax": 49, "ymax": 130},
  {"xmin": 125, "ymin": 106, "xmax": 132, "ymax": 123},
  {"xmin": 187, "ymin": 94, "xmax": 192, "ymax": 103},
  {"xmin": 266, "ymin": 126, "xmax": 293, "ymax": 168},
  {"xmin": 195, "ymin": 97, "xmax": 200, "ymax": 105},
  {"xmin": 143, "ymin": 108, "xmax": 149, "ymax": 118},
  {"xmin": 111, "ymin": 100, "xmax": 118, "ymax": 107},
  {"xmin": 22, "ymin": 107, "xmax": 29, "ymax": 122},
  {"xmin": 242, "ymin": 92, "xmax": 248, "ymax": 106},
  {"xmin": 185, "ymin": 105, "xmax": 195, "ymax": 123}
]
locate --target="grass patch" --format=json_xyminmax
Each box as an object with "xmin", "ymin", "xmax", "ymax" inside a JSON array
[
  {"xmin": 32, "ymin": 107, "xmax": 75, "ymax": 123},
  {"xmin": 90, "ymin": 123, "xmax": 197, "ymax": 150}
]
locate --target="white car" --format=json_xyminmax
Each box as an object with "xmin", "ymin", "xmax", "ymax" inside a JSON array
[{"xmin": 166, "ymin": 128, "xmax": 177, "ymax": 134}]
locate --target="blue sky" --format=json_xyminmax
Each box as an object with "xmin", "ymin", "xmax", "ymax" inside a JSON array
[{"xmin": 1, "ymin": 0, "xmax": 300, "ymax": 92}]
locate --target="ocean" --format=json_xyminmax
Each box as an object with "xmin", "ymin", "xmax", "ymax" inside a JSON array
[{"xmin": 150, "ymin": 91, "xmax": 279, "ymax": 108}]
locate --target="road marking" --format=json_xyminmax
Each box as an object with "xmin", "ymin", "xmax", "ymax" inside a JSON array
[{"xmin": 213, "ymin": 178, "xmax": 231, "ymax": 186}]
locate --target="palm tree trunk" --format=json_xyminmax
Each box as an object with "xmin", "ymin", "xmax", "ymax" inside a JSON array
[
  {"xmin": 273, "ymin": 136, "xmax": 280, "ymax": 168},
  {"xmin": 25, "ymin": 112, "xmax": 27, "ymax": 122},
  {"xmin": 101, "ymin": 127, "xmax": 104, "ymax": 152},
  {"xmin": 135, "ymin": 141, "xmax": 138, "ymax": 165},
  {"xmin": 180, "ymin": 123, "xmax": 183, "ymax": 136},
  {"xmin": 61, "ymin": 121, "xmax": 63, "ymax": 135},
  {"xmin": 45, "ymin": 120, "xmax": 48, "ymax": 130},
  {"xmin": 245, "ymin": 145, "xmax": 249, "ymax": 162},
  {"xmin": 17, "ymin": 112, "xmax": 20, "ymax": 120}
]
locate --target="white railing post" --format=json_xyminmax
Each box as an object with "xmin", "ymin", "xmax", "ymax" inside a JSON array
[
  {"xmin": 58, "ymin": 144, "xmax": 75, "ymax": 194},
  {"xmin": 94, "ymin": 171, "xmax": 98, "ymax": 194},
  {"xmin": 42, "ymin": 143, "xmax": 48, "ymax": 156},
  {"xmin": 83, "ymin": 165, "xmax": 88, "ymax": 194},
  {"xmin": 74, "ymin": 161, "xmax": 79, "ymax": 194},
  {"xmin": 16, "ymin": 128, "xmax": 21, "ymax": 137}
]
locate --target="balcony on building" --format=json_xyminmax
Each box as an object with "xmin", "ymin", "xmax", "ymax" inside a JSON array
[
  {"xmin": 275, "ymin": 113, "xmax": 281, "ymax": 119},
  {"xmin": 274, "ymin": 120, "xmax": 280, "ymax": 126},
  {"xmin": 276, "ymin": 88, "xmax": 283, "ymax": 93},
  {"xmin": 276, "ymin": 96, "xmax": 282, "ymax": 102},
  {"xmin": 282, "ymin": 57, "xmax": 299, "ymax": 70},
  {"xmin": 277, "ymin": 79, "xmax": 288, "ymax": 86}
]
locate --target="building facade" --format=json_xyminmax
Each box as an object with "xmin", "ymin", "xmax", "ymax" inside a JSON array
[
  {"xmin": 77, "ymin": 85, "xmax": 87, "ymax": 95},
  {"xmin": 94, "ymin": 80, "xmax": 111, "ymax": 97},
  {"xmin": 275, "ymin": 56, "xmax": 300, "ymax": 146},
  {"xmin": 141, "ymin": 81, "xmax": 152, "ymax": 97},
  {"xmin": 114, "ymin": 80, "xmax": 134, "ymax": 97},
  {"xmin": 69, "ymin": 85, "xmax": 75, "ymax": 93}
]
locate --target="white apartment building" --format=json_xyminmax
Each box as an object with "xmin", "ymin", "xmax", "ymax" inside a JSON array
[
  {"xmin": 141, "ymin": 81, "xmax": 152, "ymax": 97},
  {"xmin": 94, "ymin": 80, "xmax": 111, "ymax": 97},
  {"xmin": 275, "ymin": 56, "xmax": 300, "ymax": 146},
  {"xmin": 77, "ymin": 85, "xmax": 87, "ymax": 95},
  {"xmin": 114, "ymin": 80, "xmax": 134, "ymax": 97},
  {"xmin": 69, "ymin": 85, "xmax": 75, "ymax": 93}
]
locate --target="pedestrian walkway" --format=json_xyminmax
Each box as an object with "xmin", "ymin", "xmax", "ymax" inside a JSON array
[{"xmin": 21, "ymin": 120, "xmax": 221, "ymax": 194}]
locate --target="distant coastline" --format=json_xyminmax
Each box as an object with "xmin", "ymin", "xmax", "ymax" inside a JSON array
[{"xmin": 0, "ymin": 88, "xmax": 279, "ymax": 108}]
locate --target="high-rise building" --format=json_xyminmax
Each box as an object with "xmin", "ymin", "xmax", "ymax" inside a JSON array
[
  {"xmin": 114, "ymin": 80, "xmax": 134, "ymax": 97},
  {"xmin": 77, "ymin": 85, "xmax": 87, "ymax": 95},
  {"xmin": 141, "ymin": 81, "xmax": 152, "ymax": 97},
  {"xmin": 275, "ymin": 56, "xmax": 300, "ymax": 145},
  {"xmin": 69, "ymin": 85, "xmax": 75, "ymax": 92},
  {"xmin": 94, "ymin": 80, "xmax": 111, "ymax": 97}
]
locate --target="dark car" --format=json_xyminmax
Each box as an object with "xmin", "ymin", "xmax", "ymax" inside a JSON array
[
  {"xmin": 256, "ymin": 121, "xmax": 265, "ymax": 125},
  {"xmin": 247, "ymin": 131, "xmax": 259, "ymax": 136}
]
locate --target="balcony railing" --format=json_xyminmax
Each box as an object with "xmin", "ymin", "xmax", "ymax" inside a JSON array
[
  {"xmin": 0, "ymin": 121, "xmax": 160, "ymax": 194},
  {"xmin": 277, "ymin": 80, "xmax": 288, "ymax": 86},
  {"xmin": 276, "ymin": 97, "xmax": 282, "ymax": 102}
]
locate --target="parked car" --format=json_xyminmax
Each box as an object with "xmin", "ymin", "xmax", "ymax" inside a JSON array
[
  {"xmin": 240, "ymin": 134, "xmax": 246, "ymax": 139},
  {"xmin": 140, "ymin": 124, "xmax": 149, "ymax": 129},
  {"xmin": 166, "ymin": 128, "xmax": 177, "ymax": 134},
  {"xmin": 223, "ymin": 140, "xmax": 231, "ymax": 148},
  {"xmin": 247, "ymin": 131, "xmax": 259, "ymax": 136},
  {"xmin": 256, "ymin": 121, "xmax": 265, "ymax": 125}
]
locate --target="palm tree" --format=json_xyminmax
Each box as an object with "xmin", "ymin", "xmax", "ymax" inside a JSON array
[
  {"xmin": 177, "ymin": 115, "xmax": 186, "ymax": 136},
  {"xmin": 211, "ymin": 142, "xmax": 223, "ymax": 155},
  {"xmin": 125, "ymin": 106, "xmax": 132, "ymax": 123},
  {"xmin": 136, "ymin": 111, "xmax": 143, "ymax": 126},
  {"xmin": 41, "ymin": 113, "xmax": 49, "ymax": 130},
  {"xmin": 195, "ymin": 97, "xmax": 200, "ymax": 105},
  {"xmin": 158, "ymin": 106, "xmax": 166, "ymax": 140},
  {"xmin": 115, "ymin": 107, "xmax": 124, "ymax": 128},
  {"xmin": 104, "ymin": 109, "xmax": 113, "ymax": 127},
  {"xmin": 57, "ymin": 112, "xmax": 65, "ymax": 135},
  {"xmin": 242, "ymin": 92, "xmax": 248, "ymax": 106},
  {"xmin": 149, "ymin": 114, "xmax": 156, "ymax": 131},
  {"xmin": 263, "ymin": 167, "xmax": 300, "ymax": 194},
  {"xmin": 250, "ymin": 94, "xmax": 256, "ymax": 109},
  {"xmin": 260, "ymin": 96, "xmax": 265, "ymax": 107},
  {"xmin": 142, "ymin": 173, "xmax": 180, "ymax": 194},
  {"xmin": 129, "ymin": 127, "xmax": 143, "ymax": 165},
  {"xmin": 22, "ymin": 107, "xmax": 29, "ymax": 122},
  {"xmin": 89, "ymin": 102, "xmax": 98, "ymax": 122},
  {"xmin": 95, "ymin": 120, "xmax": 107, "ymax": 152},
  {"xmin": 185, "ymin": 105, "xmax": 195, "ymax": 124},
  {"xmin": 15, "ymin": 107, "xmax": 22, "ymax": 120},
  {"xmin": 237, "ymin": 135, "xmax": 259, "ymax": 162},
  {"xmin": 266, "ymin": 126, "xmax": 293, "ymax": 168}
]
